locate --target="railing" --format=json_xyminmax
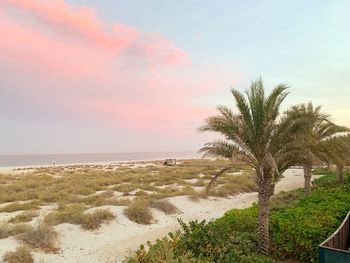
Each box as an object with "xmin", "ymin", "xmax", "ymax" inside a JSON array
[{"xmin": 319, "ymin": 211, "xmax": 350, "ymax": 263}]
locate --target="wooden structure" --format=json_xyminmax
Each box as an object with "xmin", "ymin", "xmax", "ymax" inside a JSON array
[
  {"xmin": 164, "ymin": 159, "xmax": 176, "ymax": 166},
  {"xmin": 319, "ymin": 211, "xmax": 350, "ymax": 263}
]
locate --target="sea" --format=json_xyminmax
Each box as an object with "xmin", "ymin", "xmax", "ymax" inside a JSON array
[{"xmin": 0, "ymin": 151, "xmax": 199, "ymax": 167}]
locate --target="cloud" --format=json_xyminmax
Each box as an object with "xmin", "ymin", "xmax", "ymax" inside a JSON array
[{"xmin": 0, "ymin": 0, "xmax": 236, "ymax": 134}]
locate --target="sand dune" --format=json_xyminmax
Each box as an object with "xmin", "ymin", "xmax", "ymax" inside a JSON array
[{"xmin": 0, "ymin": 168, "xmax": 321, "ymax": 263}]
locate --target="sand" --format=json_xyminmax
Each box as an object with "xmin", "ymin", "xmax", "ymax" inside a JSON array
[{"xmin": 0, "ymin": 168, "xmax": 321, "ymax": 263}]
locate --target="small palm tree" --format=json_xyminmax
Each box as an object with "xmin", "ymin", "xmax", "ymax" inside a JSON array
[
  {"xmin": 199, "ymin": 79, "xmax": 289, "ymax": 254},
  {"xmin": 283, "ymin": 103, "xmax": 348, "ymax": 194},
  {"xmin": 322, "ymin": 135, "xmax": 350, "ymax": 183}
]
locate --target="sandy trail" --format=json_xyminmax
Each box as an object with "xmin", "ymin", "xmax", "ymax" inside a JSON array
[{"xmin": 0, "ymin": 169, "xmax": 320, "ymax": 263}]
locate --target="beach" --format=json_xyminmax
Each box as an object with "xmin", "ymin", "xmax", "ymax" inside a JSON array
[{"xmin": 0, "ymin": 161, "xmax": 321, "ymax": 263}]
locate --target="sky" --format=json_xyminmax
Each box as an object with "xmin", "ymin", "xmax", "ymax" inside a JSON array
[{"xmin": 0, "ymin": 0, "xmax": 350, "ymax": 154}]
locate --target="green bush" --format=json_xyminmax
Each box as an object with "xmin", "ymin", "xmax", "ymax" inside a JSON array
[
  {"xmin": 313, "ymin": 172, "xmax": 350, "ymax": 187},
  {"xmin": 126, "ymin": 174, "xmax": 350, "ymax": 263},
  {"xmin": 271, "ymin": 185, "xmax": 350, "ymax": 262},
  {"xmin": 128, "ymin": 233, "xmax": 199, "ymax": 263}
]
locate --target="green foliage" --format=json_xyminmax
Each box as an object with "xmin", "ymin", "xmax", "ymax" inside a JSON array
[
  {"xmin": 313, "ymin": 171, "xmax": 350, "ymax": 188},
  {"xmin": 128, "ymin": 233, "xmax": 199, "ymax": 263},
  {"xmin": 270, "ymin": 185, "xmax": 350, "ymax": 262},
  {"xmin": 127, "ymin": 177, "xmax": 350, "ymax": 263},
  {"xmin": 312, "ymin": 167, "xmax": 333, "ymax": 175},
  {"xmin": 127, "ymin": 207, "xmax": 273, "ymax": 263}
]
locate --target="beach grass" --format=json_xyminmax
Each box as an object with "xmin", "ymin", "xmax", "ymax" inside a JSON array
[
  {"xmin": 0, "ymin": 159, "xmax": 254, "ymax": 229},
  {"xmin": 3, "ymin": 246, "xmax": 33, "ymax": 263}
]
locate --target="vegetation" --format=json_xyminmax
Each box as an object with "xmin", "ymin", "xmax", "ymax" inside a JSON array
[
  {"xmin": 44, "ymin": 204, "xmax": 115, "ymax": 230},
  {"xmin": 199, "ymin": 79, "xmax": 290, "ymax": 253},
  {"xmin": 17, "ymin": 223, "xmax": 58, "ymax": 252},
  {"xmin": 124, "ymin": 199, "xmax": 154, "ymax": 225},
  {"xmin": 0, "ymin": 223, "xmax": 33, "ymax": 239},
  {"xmin": 3, "ymin": 246, "xmax": 34, "ymax": 263},
  {"xmin": 127, "ymin": 171, "xmax": 350, "ymax": 263},
  {"xmin": 282, "ymin": 103, "xmax": 348, "ymax": 194},
  {"xmin": 8, "ymin": 211, "xmax": 39, "ymax": 223},
  {"xmin": 150, "ymin": 200, "xmax": 180, "ymax": 215}
]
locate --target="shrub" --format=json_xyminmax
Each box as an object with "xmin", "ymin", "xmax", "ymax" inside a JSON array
[
  {"xmin": 312, "ymin": 167, "xmax": 333, "ymax": 175},
  {"xmin": 8, "ymin": 211, "xmax": 39, "ymax": 223},
  {"xmin": 124, "ymin": 200, "xmax": 153, "ymax": 224},
  {"xmin": 150, "ymin": 200, "xmax": 179, "ymax": 215},
  {"xmin": 0, "ymin": 223, "xmax": 33, "ymax": 239},
  {"xmin": 271, "ymin": 185, "xmax": 350, "ymax": 262},
  {"xmin": 44, "ymin": 204, "xmax": 115, "ymax": 230},
  {"xmin": 80, "ymin": 209, "xmax": 116, "ymax": 230},
  {"xmin": 313, "ymin": 172, "xmax": 350, "ymax": 188},
  {"xmin": 17, "ymin": 223, "xmax": 58, "ymax": 252},
  {"xmin": 3, "ymin": 246, "xmax": 33, "ymax": 263},
  {"xmin": 0, "ymin": 202, "xmax": 39, "ymax": 213},
  {"xmin": 44, "ymin": 204, "xmax": 85, "ymax": 225},
  {"xmin": 127, "ymin": 233, "xmax": 199, "ymax": 263}
]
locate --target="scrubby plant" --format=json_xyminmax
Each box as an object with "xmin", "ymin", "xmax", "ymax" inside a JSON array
[
  {"xmin": 44, "ymin": 204, "xmax": 115, "ymax": 230},
  {"xmin": 150, "ymin": 200, "xmax": 179, "ymax": 215},
  {"xmin": 124, "ymin": 200, "xmax": 153, "ymax": 224},
  {"xmin": 0, "ymin": 201, "xmax": 39, "ymax": 213},
  {"xmin": 80, "ymin": 209, "xmax": 116, "ymax": 230},
  {"xmin": 271, "ymin": 185, "xmax": 350, "ymax": 262},
  {"xmin": 3, "ymin": 246, "xmax": 33, "ymax": 263},
  {"xmin": 128, "ymin": 233, "xmax": 199, "ymax": 263},
  {"xmin": 44, "ymin": 204, "xmax": 86, "ymax": 225},
  {"xmin": 8, "ymin": 211, "xmax": 39, "ymax": 223},
  {"xmin": 17, "ymin": 223, "xmax": 58, "ymax": 252},
  {"xmin": 0, "ymin": 223, "xmax": 33, "ymax": 239}
]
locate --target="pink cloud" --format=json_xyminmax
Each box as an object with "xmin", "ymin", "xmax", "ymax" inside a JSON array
[
  {"xmin": 1, "ymin": 0, "xmax": 187, "ymax": 64},
  {"xmin": 0, "ymin": 0, "xmax": 237, "ymax": 133}
]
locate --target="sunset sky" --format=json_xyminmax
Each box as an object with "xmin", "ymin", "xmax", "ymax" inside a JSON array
[{"xmin": 1, "ymin": 0, "xmax": 349, "ymax": 154}]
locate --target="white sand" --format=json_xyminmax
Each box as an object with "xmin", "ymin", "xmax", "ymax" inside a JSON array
[{"xmin": 0, "ymin": 169, "xmax": 321, "ymax": 263}]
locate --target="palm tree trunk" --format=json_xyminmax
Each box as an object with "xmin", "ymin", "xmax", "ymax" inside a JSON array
[
  {"xmin": 337, "ymin": 165, "xmax": 344, "ymax": 183},
  {"xmin": 303, "ymin": 164, "xmax": 312, "ymax": 195},
  {"xmin": 257, "ymin": 190, "xmax": 271, "ymax": 255}
]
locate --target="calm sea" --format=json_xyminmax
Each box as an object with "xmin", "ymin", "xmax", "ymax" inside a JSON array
[{"xmin": 0, "ymin": 151, "xmax": 199, "ymax": 167}]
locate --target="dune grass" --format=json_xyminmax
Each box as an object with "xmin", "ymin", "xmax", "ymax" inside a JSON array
[
  {"xmin": 3, "ymin": 246, "xmax": 33, "ymax": 263},
  {"xmin": 17, "ymin": 223, "xmax": 58, "ymax": 253},
  {"xmin": 1, "ymin": 159, "xmax": 255, "ymax": 227},
  {"xmin": 0, "ymin": 202, "xmax": 40, "ymax": 213},
  {"xmin": 124, "ymin": 199, "xmax": 153, "ymax": 225},
  {"xmin": 0, "ymin": 223, "xmax": 33, "ymax": 239},
  {"xmin": 8, "ymin": 211, "xmax": 39, "ymax": 224},
  {"xmin": 150, "ymin": 200, "xmax": 180, "ymax": 215},
  {"xmin": 44, "ymin": 204, "xmax": 115, "ymax": 230}
]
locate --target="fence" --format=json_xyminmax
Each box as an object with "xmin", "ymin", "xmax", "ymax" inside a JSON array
[{"xmin": 319, "ymin": 211, "xmax": 350, "ymax": 263}]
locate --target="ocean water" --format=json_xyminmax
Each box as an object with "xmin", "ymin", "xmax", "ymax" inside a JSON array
[{"xmin": 0, "ymin": 151, "xmax": 199, "ymax": 167}]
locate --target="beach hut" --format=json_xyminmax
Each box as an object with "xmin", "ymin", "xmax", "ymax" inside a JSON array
[{"xmin": 164, "ymin": 159, "xmax": 176, "ymax": 166}]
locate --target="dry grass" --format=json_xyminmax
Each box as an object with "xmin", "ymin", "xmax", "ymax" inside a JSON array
[
  {"xmin": 124, "ymin": 200, "xmax": 153, "ymax": 225},
  {"xmin": 0, "ymin": 222, "xmax": 33, "ymax": 239},
  {"xmin": 44, "ymin": 204, "xmax": 85, "ymax": 226},
  {"xmin": 8, "ymin": 211, "xmax": 39, "ymax": 223},
  {"xmin": 3, "ymin": 246, "xmax": 33, "ymax": 263},
  {"xmin": 0, "ymin": 202, "xmax": 39, "ymax": 213},
  {"xmin": 150, "ymin": 200, "xmax": 180, "ymax": 215},
  {"xmin": 44, "ymin": 204, "xmax": 115, "ymax": 230},
  {"xmin": 17, "ymin": 223, "xmax": 58, "ymax": 253},
  {"xmin": 80, "ymin": 209, "xmax": 116, "ymax": 230},
  {"xmin": 1, "ymin": 159, "xmax": 256, "ymax": 226}
]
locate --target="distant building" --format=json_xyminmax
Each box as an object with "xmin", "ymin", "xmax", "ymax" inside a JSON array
[{"xmin": 164, "ymin": 159, "xmax": 176, "ymax": 166}]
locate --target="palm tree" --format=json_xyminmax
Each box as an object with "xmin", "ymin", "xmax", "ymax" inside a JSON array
[
  {"xmin": 322, "ymin": 135, "xmax": 350, "ymax": 183},
  {"xmin": 198, "ymin": 79, "xmax": 289, "ymax": 254},
  {"xmin": 283, "ymin": 103, "xmax": 348, "ymax": 194}
]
